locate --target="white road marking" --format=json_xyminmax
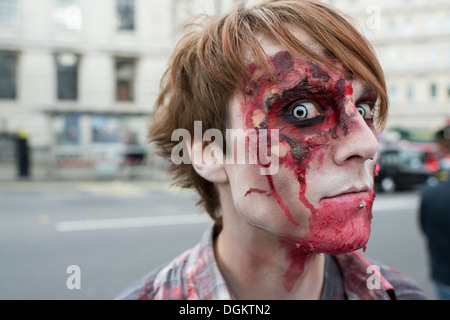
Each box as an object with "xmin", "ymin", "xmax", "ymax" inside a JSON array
[
  {"xmin": 54, "ymin": 194, "xmax": 418, "ymax": 232},
  {"xmin": 55, "ymin": 214, "xmax": 210, "ymax": 232}
]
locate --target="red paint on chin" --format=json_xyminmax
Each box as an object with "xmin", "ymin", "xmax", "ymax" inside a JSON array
[{"xmin": 307, "ymin": 190, "xmax": 375, "ymax": 253}]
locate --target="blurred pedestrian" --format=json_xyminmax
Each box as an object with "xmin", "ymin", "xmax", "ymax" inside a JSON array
[
  {"xmin": 419, "ymin": 126, "xmax": 450, "ymax": 300},
  {"xmin": 121, "ymin": 133, "xmax": 146, "ymax": 179},
  {"xmin": 16, "ymin": 129, "xmax": 30, "ymax": 179},
  {"xmin": 117, "ymin": 0, "xmax": 425, "ymax": 300}
]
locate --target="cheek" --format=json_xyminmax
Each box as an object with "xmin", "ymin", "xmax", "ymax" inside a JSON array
[{"xmin": 230, "ymin": 163, "xmax": 311, "ymax": 235}]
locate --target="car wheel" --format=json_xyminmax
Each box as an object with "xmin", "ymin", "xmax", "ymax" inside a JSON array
[{"xmin": 380, "ymin": 177, "xmax": 396, "ymax": 193}]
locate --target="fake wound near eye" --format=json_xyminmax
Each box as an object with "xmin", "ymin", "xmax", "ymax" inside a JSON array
[{"xmin": 282, "ymin": 113, "xmax": 326, "ymax": 127}]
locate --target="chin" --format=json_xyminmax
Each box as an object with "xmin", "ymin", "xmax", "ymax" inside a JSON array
[
  {"xmin": 295, "ymin": 209, "xmax": 373, "ymax": 255},
  {"xmin": 318, "ymin": 225, "xmax": 371, "ymax": 254}
]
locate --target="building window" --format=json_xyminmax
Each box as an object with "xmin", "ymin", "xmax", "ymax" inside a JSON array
[
  {"xmin": 404, "ymin": 48, "xmax": 413, "ymax": 68},
  {"xmin": 91, "ymin": 115, "xmax": 123, "ymax": 143},
  {"xmin": 53, "ymin": 0, "xmax": 82, "ymax": 31},
  {"xmin": 389, "ymin": 84, "xmax": 398, "ymax": 103},
  {"xmin": 0, "ymin": 52, "xmax": 17, "ymax": 99},
  {"xmin": 115, "ymin": 58, "xmax": 135, "ymax": 102},
  {"xmin": 56, "ymin": 53, "xmax": 78, "ymax": 100},
  {"xmin": 116, "ymin": 0, "xmax": 134, "ymax": 30},
  {"xmin": 428, "ymin": 47, "xmax": 437, "ymax": 67},
  {"xmin": 406, "ymin": 83, "xmax": 414, "ymax": 101},
  {"xmin": 430, "ymin": 83, "xmax": 437, "ymax": 99},
  {"xmin": 446, "ymin": 14, "xmax": 450, "ymax": 33},
  {"xmin": 388, "ymin": 48, "xmax": 397, "ymax": 69},
  {"xmin": 427, "ymin": 15, "xmax": 437, "ymax": 35},
  {"xmin": 403, "ymin": 18, "xmax": 413, "ymax": 37},
  {"xmin": 0, "ymin": 0, "xmax": 19, "ymax": 26},
  {"xmin": 57, "ymin": 113, "xmax": 80, "ymax": 145},
  {"xmin": 388, "ymin": 18, "xmax": 396, "ymax": 35}
]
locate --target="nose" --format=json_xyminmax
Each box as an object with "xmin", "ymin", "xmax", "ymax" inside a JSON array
[{"xmin": 332, "ymin": 107, "xmax": 379, "ymax": 166}]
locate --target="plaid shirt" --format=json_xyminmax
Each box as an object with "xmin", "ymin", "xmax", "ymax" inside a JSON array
[{"xmin": 117, "ymin": 223, "xmax": 426, "ymax": 300}]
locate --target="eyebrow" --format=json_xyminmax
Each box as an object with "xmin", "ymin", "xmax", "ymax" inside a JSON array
[
  {"xmin": 358, "ymin": 84, "xmax": 377, "ymax": 101},
  {"xmin": 265, "ymin": 78, "xmax": 332, "ymax": 111},
  {"xmin": 277, "ymin": 78, "xmax": 333, "ymax": 100}
]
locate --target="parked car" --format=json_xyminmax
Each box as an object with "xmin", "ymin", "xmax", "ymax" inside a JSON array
[{"xmin": 375, "ymin": 143, "xmax": 441, "ymax": 192}]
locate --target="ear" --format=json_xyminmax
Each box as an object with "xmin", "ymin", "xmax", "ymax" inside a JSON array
[{"xmin": 186, "ymin": 138, "xmax": 229, "ymax": 184}]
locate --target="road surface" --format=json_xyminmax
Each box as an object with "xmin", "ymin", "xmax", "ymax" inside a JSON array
[{"xmin": 0, "ymin": 180, "xmax": 434, "ymax": 299}]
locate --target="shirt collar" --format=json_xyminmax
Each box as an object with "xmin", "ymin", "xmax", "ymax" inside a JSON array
[
  {"xmin": 334, "ymin": 251, "xmax": 395, "ymax": 300},
  {"xmin": 187, "ymin": 222, "xmax": 234, "ymax": 299}
]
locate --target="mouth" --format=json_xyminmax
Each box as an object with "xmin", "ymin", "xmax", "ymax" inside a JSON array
[{"xmin": 320, "ymin": 186, "xmax": 370, "ymax": 202}]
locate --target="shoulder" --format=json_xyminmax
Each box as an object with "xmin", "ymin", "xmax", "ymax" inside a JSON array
[
  {"xmin": 115, "ymin": 223, "xmax": 223, "ymax": 300},
  {"xmin": 333, "ymin": 251, "xmax": 427, "ymax": 300},
  {"xmin": 422, "ymin": 180, "xmax": 450, "ymax": 200},
  {"xmin": 114, "ymin": 263, "xmax": 167, "ymax": 300},
  {"xmin": 115, "ymin": 247, "xmax": 195, "ymax": 300},
  {"xmin": 374, "ymin": 259, "xmax": 427, "ymax": 300}
]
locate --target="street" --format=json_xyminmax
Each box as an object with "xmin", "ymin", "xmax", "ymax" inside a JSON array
[{"xmin": 0, "ymin": 180, "xmax": 434, "ymax": 299}]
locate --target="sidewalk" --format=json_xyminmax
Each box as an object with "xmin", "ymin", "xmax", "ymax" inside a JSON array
[
  {"xmin": 0, "ymin": 179, "xmax": 201, "ymax": 203},
  {"xmin": 0, "ymin": 164, "xmax": 190, "ymax": 194},
  {"xmin": 0, "ymin": 161, "xmax": 170, "ymax": 183}
]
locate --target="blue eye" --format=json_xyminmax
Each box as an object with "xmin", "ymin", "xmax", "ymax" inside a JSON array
[
  {"xmin": 291, "ymin": 102, "xmax": 318, "ymax": 119},
  {"xmin": 292, "ymin": 105, "xmax": 308, "ymax": 118},
  {"xmin": 282, "ymin": 100, "xmax": 325, "ymax": 127},
  {"xmin": 356, "ymin": 103, "xmax": 373, "ymax": 120}
]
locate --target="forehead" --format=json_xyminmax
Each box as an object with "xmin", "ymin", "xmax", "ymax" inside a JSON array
[
  {"xmin": 247, "ymin": 29, "xmax": 349, "ymax": 86},
  {"xmin": 255, "ymin": 28, "xmax": 323, "ymax": 58}
]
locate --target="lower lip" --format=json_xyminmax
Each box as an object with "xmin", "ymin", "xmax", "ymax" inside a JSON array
[{"xmin": 319, "ymin": 191, "xmax": 371, "ymax": 206}]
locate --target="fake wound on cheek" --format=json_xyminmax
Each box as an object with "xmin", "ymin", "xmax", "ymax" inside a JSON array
[{"xmin": 243, "ymin": 50, "xmax": 355, "ymax": 226}]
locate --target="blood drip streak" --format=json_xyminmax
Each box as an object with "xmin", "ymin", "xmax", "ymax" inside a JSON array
[
  {"xmin": 244, "ymin": 129, "xmax": 299, "ymax": 226},
  {"xmin": 279, "ymin": 239, "xmax": 306, "ymax": 292},
  {"xmin": 265, "ymin": 174, "xmax": 299, "ymax": 226},
  {"xmin": 244, "ymin": 188, "xmax": 272, "ymax": 196},
  {"xmin": 297, "ymin": 163, "xmax": 318, "ymax": 217}
]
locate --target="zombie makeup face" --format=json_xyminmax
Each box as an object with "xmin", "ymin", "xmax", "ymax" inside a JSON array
[{"xmin": 224, "ymin": 34, "xmax": 379, "ymax": 257}]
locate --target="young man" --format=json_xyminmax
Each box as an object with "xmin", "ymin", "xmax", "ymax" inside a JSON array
[{"xmin": 117, "ymin": 0, "xmax": 426, "ymax": 300}]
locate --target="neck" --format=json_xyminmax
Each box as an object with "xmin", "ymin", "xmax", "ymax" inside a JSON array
[{"xmin": 214, "ymin": 217, "xmax": 325, "ymax": 300}]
